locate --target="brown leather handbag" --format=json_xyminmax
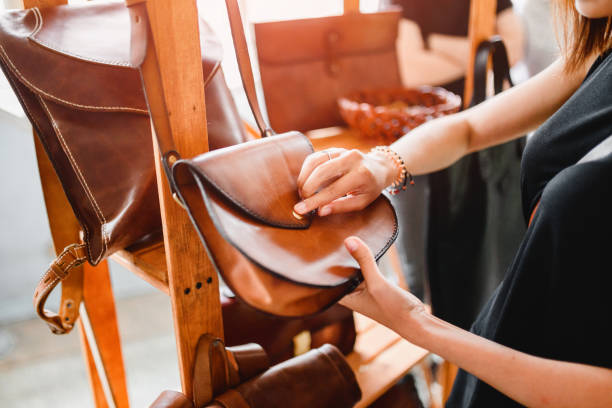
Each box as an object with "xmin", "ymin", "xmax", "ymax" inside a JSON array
[
  {"xmin": 254, "ymin": 0, "xmax": 402, "ymax": 132},
  {"xmin": 150, "ymin": 344, "xmax": 362, "ymax": 408},
  {"xmin": 0, "ymin": 2, "xmax": 250, "ymax": 332},
  {"xmin": 157, "ymin": 0, "xmax": 398, "ymax": 317}
]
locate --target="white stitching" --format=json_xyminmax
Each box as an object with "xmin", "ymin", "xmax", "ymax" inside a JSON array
[
  {"xmin": 29, "ymin": 7, "xmax": 130, "ymax": 67},
  {"xmin": 8, "ymin": 77, "xmax": 95, "ymax": 262},
  {"xmin": 0, "ymin": 45, "xmax": 148, "ymax": 114},
  {"xmin": 38, "ymin": 97, "xmax": 109, "ymax": 256},
  {"xmin": 31, "ymin": 8, "xmax": 43, "ymax": 37},
  {"xmin": 37, "ymin": 276, "xmax": 59, "ymax": 300},
  {"xmin": 29, "ymin": 36, "xmax": 132, "ymax": 67}
]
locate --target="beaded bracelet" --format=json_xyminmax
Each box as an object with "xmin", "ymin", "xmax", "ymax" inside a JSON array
[{"xmin": 370, "ymin": 146, "xmax": 414, "ymax": 195}]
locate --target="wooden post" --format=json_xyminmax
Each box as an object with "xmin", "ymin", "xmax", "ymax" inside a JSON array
[
  {"xmin": 464, "ymin": 0, "xmax": 497, "ymax": 107},
  {"xmin": 136, "ymin": 0, "xmax": 224, "ymax": 400}
]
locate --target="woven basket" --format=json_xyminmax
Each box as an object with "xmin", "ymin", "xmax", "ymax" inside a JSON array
[{"xmin": 338, "ymin": 86, "xmax": 461, "ymax": 143}]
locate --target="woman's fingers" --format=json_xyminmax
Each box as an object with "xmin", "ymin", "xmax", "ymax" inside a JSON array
[
  {"xmin": 297, "ymin": 148, "xmax": 345, "ymax": 192},
  {"xmin": 318, "ymin": 194, "xmax": 371, "ymax": 216},
  {"xmin": 294, "ymin": 174, "xmax": 356, "ymax": 215},
  {"xmin": 300, "ymin": 151, "xmax": 360, "ymax": 199},
  {"xmin": 344, "ymin": 236, "xmax": 383, "ymax": 287}
]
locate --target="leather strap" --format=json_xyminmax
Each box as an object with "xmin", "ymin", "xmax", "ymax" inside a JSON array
[
  {"xmin": 223, "ymin": 0, "xmax": 274, "ymax": 137},
  {"xmin": 214, "ymin": 389, "xmax": 250, "ymax": 408},
  {"xmin": 528, "ymin": 133, "xmax": 612, "ymax": 227},
  {"xmin": 344, "ymin": 0, "xmax": 360, "ymax": 13},
  {"xmin": 33, "ymin": 243, "xmax": 87, "ymax": 334},
  {"xmin": 469, "ymin": 35, "xmax": 512, "ymax": 108}
]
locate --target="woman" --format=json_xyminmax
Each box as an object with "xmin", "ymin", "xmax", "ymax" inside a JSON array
[{"xmin": 293, "ymin": 0, "xmax": 612, "ymax": 406}]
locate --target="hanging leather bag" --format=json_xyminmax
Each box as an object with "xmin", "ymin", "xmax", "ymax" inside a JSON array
[
  {"xmin": 254, "ymin": 0, "xmax": 402, "ymax": 132},
  {"xmin": 0, "ymin": 1, "xmax": 360, "ymax": 355},
  {"xmin": 129, "ymin": 0, "xmax": 398, "ymax": 317},
  {"xmin": 0, "ymin": 1, "xmax": 251, "ymax": 333}
]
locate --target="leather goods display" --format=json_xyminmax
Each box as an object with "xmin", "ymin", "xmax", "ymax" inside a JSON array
[
  {"xmin": 150, "ymin": 344, "xmax": 362, "ymax": 408},
  {"xmin": 0, "ymin": 2, "xmax": 250, "ymax": 333},
  {"xmin": 135, "ymin": 0, "xmax": 398, "ymax": 317},
  {"xmin": 222, "ymin": 294, "xmax": 356, "ymax": 364},
  {"xmin": 254, "ymin": 0, "xmax": 403, "ymax": 132}
]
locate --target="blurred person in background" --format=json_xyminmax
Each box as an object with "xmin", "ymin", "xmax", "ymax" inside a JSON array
[{"xmin": 389, "ymin": 0, "xmax": 527, "ymax": 332}]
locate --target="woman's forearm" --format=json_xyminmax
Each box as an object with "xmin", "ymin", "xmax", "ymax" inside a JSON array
[
  {"xmin": 398, "ymin": 311, "xmax": 612, "ymax": 408},
  {"xmin": 389, "ymin": 58, "xmax": 587, "ymax": 176},
  {"xmin": 390, "ymin": 113, "xmax": 471, "ymax": 175}
]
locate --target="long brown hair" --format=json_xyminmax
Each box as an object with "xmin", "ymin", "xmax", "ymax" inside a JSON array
[{"xmin": 555, "ymin": 1, "xmax": 612, "ymax": 72}]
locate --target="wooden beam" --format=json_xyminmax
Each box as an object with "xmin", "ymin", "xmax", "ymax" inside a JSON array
[
  {"xmin": 138, "ymin": 0, "xmax": 223, "ymax": 399},
  {"xmin": 464, "ymin": 0, "xmax": 497, "ymax": 107}
]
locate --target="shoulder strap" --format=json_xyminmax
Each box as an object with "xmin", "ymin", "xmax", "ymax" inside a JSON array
[
  {"xmin": 224, "ymin": 0, "xmax": 274, "ymax": 137},
  {"xmin": 528, "ymin": 134, "xmax": 612, "ymax": 226},
  {"xmin": 33, "ymin": 243, "xmax": 87, "ymax": 334}
]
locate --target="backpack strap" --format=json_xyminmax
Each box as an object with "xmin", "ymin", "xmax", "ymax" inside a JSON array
[{"xmin": 33, "ymin": 243, "xmax": 87, "ymax": 334}]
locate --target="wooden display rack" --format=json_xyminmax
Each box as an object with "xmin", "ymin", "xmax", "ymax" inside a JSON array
[{"xmin": 22, "ymin": 0, "xmax": 496, "ymax": 406}]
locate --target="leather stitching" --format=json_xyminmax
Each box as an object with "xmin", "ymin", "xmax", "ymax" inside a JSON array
[
  {"xmin": 0, "ymin": 43, "xmax": 148, "ymax": 114},
  {"xmin": 194, "ymin": 135, "xmax": 315, "ymax": 229},
  {"xmin": 30, "ymin": 7, "xmax": 130, "ymax": 67},
  {"xmin": 31, "ymin": 7, "xmax": 43, "ymax": 37},
  {"xmin": 6, "ymin": 73, "xmax": 94, "ymax": 263},
  {"xmin": 39, "ymin": 97, "xmax": 108, "ymax": 260}
]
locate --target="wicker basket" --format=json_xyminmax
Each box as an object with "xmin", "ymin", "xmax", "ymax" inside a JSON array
[{"xmin": 338, "ymin": 86, "xmax": 461, "ymax": 143}]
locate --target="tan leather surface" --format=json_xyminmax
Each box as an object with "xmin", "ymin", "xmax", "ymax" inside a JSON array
[
  {"xmin": 193, "ymin": 335, "xmax": 231, "ymax": 407},
  {"xmin": 187, "ymin": 132, "xmax": 313, "ymax": 229},
  {"xmin": 174, "ymin": 132, "xmax": 397, "ymax": 317},
  {"xmin": 225, "ymin": 343, "xmax": 270, "ymax": 385},
  {"xmin": 149, "ymin": 390, "xmax": 195, "ymax": 408},
  {"xmin": 255, "ymin": 8, "xmax": 403, "ymax": 132},
  {"xmin": 214, "ymin": 344, "xmax": 362, "ymax": 408},
  {"xmin": 33, "ymin": 243, "xmax": 87, "ymax": 334},
  {"xmin": 0, "ymin": 1, "xmax": 250, "ymax": 264}
]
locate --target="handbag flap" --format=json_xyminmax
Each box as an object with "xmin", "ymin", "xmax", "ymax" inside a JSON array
[
  {"xmin": 0, "ymin": 2, "xmax": 221, "ymax": 113},
  {"xmin": 254, "ymin": 8, "xmax": 401, "ymax": 65},
  {"xmin": 173, "ymin": 133, "xmax": 398, "ymax": 289},
  {"xmin": 181, "ymin": 132, "xmax": 314, "ymax": 229}
]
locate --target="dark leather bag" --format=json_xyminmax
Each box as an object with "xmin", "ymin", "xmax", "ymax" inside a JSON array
[
  {"xmin": 254, "ymin": 0, "xmax": 402, "ymax": 132},
  {"xmin": 0, "ymin": 2, "xmax": 251, "ymax": 333},
  {"xmin": 150, "ymin": 344, "xmax": 362, "ymax": 408},
  {"xmin": 156, "ymin": 0, "xmax": 398, "ymax": 317},
  {"xmin": 222, "ymin": 294, "xmax": 356, "ymax": 365}
]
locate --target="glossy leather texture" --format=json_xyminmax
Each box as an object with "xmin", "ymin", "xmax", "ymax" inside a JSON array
[
  {"xmin": 255, "ymin": 7, "xmax": 402, "ymax": 132},
  {"xmin": 173, "ymin": 132, "xmax": 398, "ymax": 317},
  {"xmin": 210, "ymin": 344, "xmax": 362, "ymax": 408},
  {"xmin": 0, "ymin": 2, "xmax": 249, "ymax": 264}
]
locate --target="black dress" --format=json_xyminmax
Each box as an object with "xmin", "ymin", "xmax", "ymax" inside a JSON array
[
  {"xmin": 391, "ymin": 0, "xmax": 524, "ymax": 330},
  {"xmin": 447, "ymin": 50, "xmax": 612, "ymax": 407}
]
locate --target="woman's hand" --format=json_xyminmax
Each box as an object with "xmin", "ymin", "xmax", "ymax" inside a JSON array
[
  {"xmin": 294, "ymin": 148, "xmax": 396, "ymax": 217},
  {"xmin": 339, "ymin": 236, "xmax": 426, "ymax": 334}
]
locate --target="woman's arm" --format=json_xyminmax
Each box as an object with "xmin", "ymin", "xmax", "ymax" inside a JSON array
[
  {"xmin": 428, "ymin": 8, "xmax": 525, "ymax": 68},
  {"xmin": 295, "ymin": 58, "xmax": 589, "ymax": 216},
  {"xmin": 390, "ymin": 57, "xmax": 587, "ymax": 176},
  {"xmin": 340, "ymin": 237, "xmax": 612, "ymax": 408}
]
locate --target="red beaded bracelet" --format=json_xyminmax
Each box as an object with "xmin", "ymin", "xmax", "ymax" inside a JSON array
[{"xmin": 370, "ymin": 146, "xmax": 414, "ymax": 195}]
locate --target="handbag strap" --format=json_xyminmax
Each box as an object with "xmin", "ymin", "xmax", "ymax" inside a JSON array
[
  {"xmin": 224, "ymin": 0, "xmax": 275, "ymax": 138},
  {"xmin": 469, "ymin": 36, "xmax": 512, "ymax": 108},
  {"xmin": 33, "ymin": 243, "xmax": 87, "ymax": 334},
  {"xmin": 528, "ymin": 133, "xmax": 612, "ymax": 227},
  {"xmin": 344, "ymin": 0, "xmax": 360, "ymax": 13}
]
